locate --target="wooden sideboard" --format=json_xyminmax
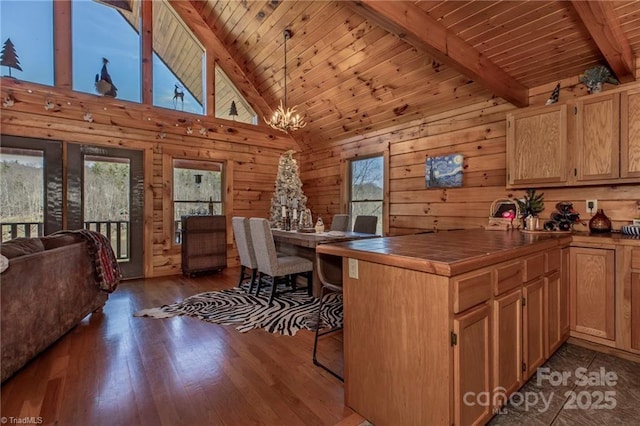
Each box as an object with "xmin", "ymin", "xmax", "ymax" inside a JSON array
[{"xmin": 180, "ymin": 215, "xmax": 227, "ymax": 276}]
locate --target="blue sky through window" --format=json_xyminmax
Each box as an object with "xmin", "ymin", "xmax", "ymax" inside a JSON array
[{"xmin": 1, "ymin": 0, "xmax": 202, "ymax": 112}]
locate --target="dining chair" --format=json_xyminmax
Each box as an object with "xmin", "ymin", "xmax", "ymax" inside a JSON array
[
  {"xmin": 249, "ymin": 218, "xmax": 313, "ymax": 304},
  {"xmin": 353, "ymin": 215, "xmax": 378, "ymax": 234},
  {"xmin": 330, "ymin": 214, "xmax": 350, "ymax": 232},
  {"xmin": 232, "ymin": 217, "xmax": 258, "ymax": 292},
  {"xmin": 312, "ymin": 251, "xmax": 344, "ymax": 381}
]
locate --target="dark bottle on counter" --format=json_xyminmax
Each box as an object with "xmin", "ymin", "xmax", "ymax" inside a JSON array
[
  {"xmin": 588, "ymin": 209, "xmax": 612, "ymax": 233},
  {"xmin": 208, "ymin": 196, "xmax": 214, "ymax": 215}
]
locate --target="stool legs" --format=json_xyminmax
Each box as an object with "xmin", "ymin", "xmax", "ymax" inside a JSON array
[{"xmin": 312, "ymin": 286, "xmax": 343, "ymax": 381}]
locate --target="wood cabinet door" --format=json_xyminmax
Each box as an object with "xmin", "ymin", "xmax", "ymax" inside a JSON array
[
  {"xmin": 621, "ymin": 88, "xmax": 640, "ymax": 178},
  {"xmin": 574, "ymin": 93, "xmax": 620, "ymax": 182},
  {"xmin": 493, "ymin": 288, "xmax": 522, "ymax": 408},
  {"xmin": 570, "ymin": 247, "xmax": 615, "ymax": 340},
  {"xmin": 523, "ymin": 278, "xmax": 545, "ymax": 380},
  {"xmin": 454, "ymin": 303, "xmax": 492, "ymax": 426},
  {"xmin": 506, "ymin": 104, "xmax": 567, "ymax": 187},
  {"xmin": 631, "ymin": 271, "xmax": 640, "ymax": 352},
  {"xmin": 560, "ymin": 248, "xmax": 570, "ymax": 336},
  {"xmin": 545, "ymin": 271, "xmax": 563, "ymax": 357}
]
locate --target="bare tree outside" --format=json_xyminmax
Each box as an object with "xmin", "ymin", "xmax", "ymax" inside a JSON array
[
  {"xmin": 0, "ymin": 149, "xmax": 44, "ymax": 241},
  {"xmin": 84, "ymin": 158, "xmax": 130, "ymax": 221},
  {"xmin": 350, "ymin": 156, "xmax": 384, "ymax": 234}
]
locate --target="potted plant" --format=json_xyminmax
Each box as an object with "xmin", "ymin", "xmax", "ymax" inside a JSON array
[
  {"xmin": 516, "ymin": 189, "xmax": 545, "ymax": 230},
  {"xmin": 579, "ymin": 65, "xmax": 619, "ymax": 94}
]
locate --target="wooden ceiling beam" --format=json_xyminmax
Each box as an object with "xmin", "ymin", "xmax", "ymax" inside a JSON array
[
  {"xmin": 347, "ymin": 0, "xmax": 529, "ymax": 108},
  {"xmin": 168, "ymin": 0, "xmax": 276, "ymax": 123},
  {"xmin": 570, "ymin": 1, "xmax": 636, "ymax": 84}
]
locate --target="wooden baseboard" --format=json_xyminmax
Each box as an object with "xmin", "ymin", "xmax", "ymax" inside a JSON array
[{"xmin": 567, "ymin": 337, "xmax": 640, "ymax": 364}]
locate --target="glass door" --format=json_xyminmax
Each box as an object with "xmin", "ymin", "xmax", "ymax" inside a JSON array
[
  {"xmin": 0, "ymin": 136, "xmax": 63, "ymax": 241},
  {"xmin": 67, "ymin": 144, "xmax": 143, "ymax": 278}
]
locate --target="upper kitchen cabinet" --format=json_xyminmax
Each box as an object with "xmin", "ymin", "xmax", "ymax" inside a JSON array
[
  {"xmin": 574, "ymin": 93, "xmax": 620, "ymax": 182},
  {"xmin": 506, "ymin": 104, "xmax": 568, "ymax": 187},
  {"xmin": 507, "ymin": 83, "xmax": 640, "ymax": 188},
  {"xmin": 621, "ymin": 88, "xmax": 640, "ymax": 179}
]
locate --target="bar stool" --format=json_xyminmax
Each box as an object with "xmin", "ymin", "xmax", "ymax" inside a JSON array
[{"xmin": 312, "ymin": 251, "xmax": 344, "ymax": 381}]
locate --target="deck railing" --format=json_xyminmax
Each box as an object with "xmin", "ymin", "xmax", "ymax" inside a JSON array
[
  {"xmin": 1, "ymin": 222, "xmax": 44, "ymax": 241},
  {"xmin": 1, "ymin": 221, "xmax": 129, "ymax": 260}
]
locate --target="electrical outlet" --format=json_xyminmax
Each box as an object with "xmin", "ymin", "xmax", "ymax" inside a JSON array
[
  {"xmin": 586, "ymin": 199, "xmax": 597, "ymax": 214},
  {"xmin": 348, "ymin": 258, "xmax": 359, "ymax": 279}
]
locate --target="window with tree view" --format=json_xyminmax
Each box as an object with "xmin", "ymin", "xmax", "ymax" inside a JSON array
[
  {"xmin": 173, "ymin": 159, "xmax": 223, "ymax": 243},
  {"xmin": 0, "ymin": 148, "xmax": 44, "ymax": 242},
  {"xmin": 349, "ymin": 156, "xmax": 384, "ymax": 235}
]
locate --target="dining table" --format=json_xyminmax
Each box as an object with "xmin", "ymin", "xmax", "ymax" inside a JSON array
[{"xmin": 271, "ymin": 228, "xmax": 379, "ymax": 297}]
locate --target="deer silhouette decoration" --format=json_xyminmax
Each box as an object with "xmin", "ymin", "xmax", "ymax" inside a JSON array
[{"xmin": 173, "ymin": 84, "xmax": 184, "ymax": 110}]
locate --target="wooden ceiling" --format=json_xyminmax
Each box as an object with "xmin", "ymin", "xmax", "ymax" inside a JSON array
[{"xmin": 170, "ymin": 0, "xmax": 640, "ymax": 150}]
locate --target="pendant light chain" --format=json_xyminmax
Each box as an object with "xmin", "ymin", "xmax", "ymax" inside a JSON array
[
  {"xmin": 263, "ymin": 29, "xmax": 307, "ymax": 133},
  {"xmin": 283, "ymin": 30, "xmax": 288, "ymax": 110}
]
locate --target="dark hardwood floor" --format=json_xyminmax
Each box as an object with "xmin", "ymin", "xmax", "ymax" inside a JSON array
[{"xmin": 1, "ymin": 268, "xmax": 360, "ymax": 426}]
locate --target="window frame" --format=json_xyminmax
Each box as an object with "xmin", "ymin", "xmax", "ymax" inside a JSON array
[
  {"xmin": 171, "ymin": 157, "xmax": 226, "ymax": 245},
  {"xmin": 345, "ymin": 152, "xmax": 388, "ymax": 236}
]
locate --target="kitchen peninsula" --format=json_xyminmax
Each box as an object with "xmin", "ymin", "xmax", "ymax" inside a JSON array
[{"xmin": 316, "ymin": 229, "xmax": 573, "ymax": 426}]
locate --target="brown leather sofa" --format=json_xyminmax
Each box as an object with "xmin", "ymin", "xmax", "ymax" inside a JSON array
[{"xmin": 1, "ymin": 235, "xmax": 108, "ymax": 382}]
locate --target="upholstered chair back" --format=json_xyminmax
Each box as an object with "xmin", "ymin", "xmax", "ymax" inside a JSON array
[
  {"xmin": 249, "ymin": 218, "xmax": 279, "ymax": 276},
  {"xmin": 232, "ymin": 217, "xmax": 257, "ymax": 269},
  {"xmin": 353, "ymin": 215, "xmax": 378, "ymax": 234},
  {"xmin": 330, "ymin": 214, "xmax": 350, "ymax": 232}
]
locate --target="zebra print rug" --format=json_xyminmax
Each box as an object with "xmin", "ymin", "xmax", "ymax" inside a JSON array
[{"xmin": 133, "ymin": 284, "xmax": 342, "ymax": 336}]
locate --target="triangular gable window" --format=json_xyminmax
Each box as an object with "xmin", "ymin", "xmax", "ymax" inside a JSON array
[{"xmin": 215, "ymin": 64, "xmax": 257, "ymax": 125}]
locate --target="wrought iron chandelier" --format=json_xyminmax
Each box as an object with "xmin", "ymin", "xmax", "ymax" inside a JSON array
[{"xmin": 264, "ymin": 29, "xmax": 306, "ymax": 133}]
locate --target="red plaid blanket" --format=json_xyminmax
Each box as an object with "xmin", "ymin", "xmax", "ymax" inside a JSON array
[{"xmin": 52, "ymin": 230, "xmax": 122, "ymax": 293}]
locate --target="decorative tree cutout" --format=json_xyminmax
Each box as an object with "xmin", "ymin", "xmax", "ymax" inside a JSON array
[
  {"xmin": 1, "ymin": 38, "xmax": 23, "ymax": 77},
  {"xmin": 229, "ymin": 100, "xmax": 238, "ymax": 119},
  {"xmin": 269, "ymin": 150, "xmax": 309, "ymax": 229}
]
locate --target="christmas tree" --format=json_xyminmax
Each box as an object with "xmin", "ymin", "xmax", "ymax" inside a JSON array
[
  {"xmin": 1, "ymin": 38, "xmax": 22, "ymax": 77},
  {"xmin": 269, "ymin": 150, "xmax": 309, "ymax": 228}
]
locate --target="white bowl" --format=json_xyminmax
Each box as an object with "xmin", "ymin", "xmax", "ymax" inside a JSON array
[{"xmin": 621, "ymin": 225, "xmax": 640, "ymax": 236}]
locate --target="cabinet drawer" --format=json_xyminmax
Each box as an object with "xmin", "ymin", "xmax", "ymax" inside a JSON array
[
  {"xmin": 453, "ymin": 270, "xmax": 492, "ymax": 314},
  {"xmin": 546, "ymin": 249, "xmax": 561, "ymax": 273},
  {"xmin": 632, "ymin": 248, "xmax": 640, "ymax": 270},
  {"xmin": 523, "ymin": 253, "xmax": 545, "ymax": 282},
  {"xmin": 494, "ymin": 261, "xmax": 522, "ymax": 296}
]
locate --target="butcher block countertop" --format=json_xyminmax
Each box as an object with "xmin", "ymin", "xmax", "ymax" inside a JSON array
[{"xmin": 316, "ymin": 229, "xmax": 573, "ymax": 277}]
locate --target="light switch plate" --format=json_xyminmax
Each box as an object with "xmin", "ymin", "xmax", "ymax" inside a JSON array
[{"xmin": 348, "ymin": 258, "xmax": 359, "ymax": 279}]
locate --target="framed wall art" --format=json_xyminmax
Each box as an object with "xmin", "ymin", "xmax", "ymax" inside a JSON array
[{"xmin": 425, "ymin": 154, "xmax": 463, "ymax": 188}]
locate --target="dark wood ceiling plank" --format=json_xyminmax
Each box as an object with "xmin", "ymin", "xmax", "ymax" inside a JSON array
[
  {"xmin": 347, "ymin": 0, "xmax": 529, "ymax": 107},
  {"xmin": 571, "ymin": 0, "xmax": 636, "ymax": 83}
]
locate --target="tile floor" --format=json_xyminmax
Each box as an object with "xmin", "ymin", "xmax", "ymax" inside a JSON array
[{"xmin": 489, "ymin": 343, "xmax": 640, "ymax": 425}]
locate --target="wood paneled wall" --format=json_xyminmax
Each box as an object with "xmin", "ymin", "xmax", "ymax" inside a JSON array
[
  {"xmin": 0, "ymin": 78, "xmax": 294, "ymax": 277},
  {"xmin": 300, "ymin": 80, "xmax": 640, "ymax": 236}
]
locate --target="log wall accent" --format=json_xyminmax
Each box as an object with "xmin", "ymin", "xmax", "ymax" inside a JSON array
[
  {"xmin": 300, "ymin": 83, "xmax": 640, "ymax": 236},
  {"xmin": 1, "ymin": 79, "xmax": 293, "ymax": 277}
]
